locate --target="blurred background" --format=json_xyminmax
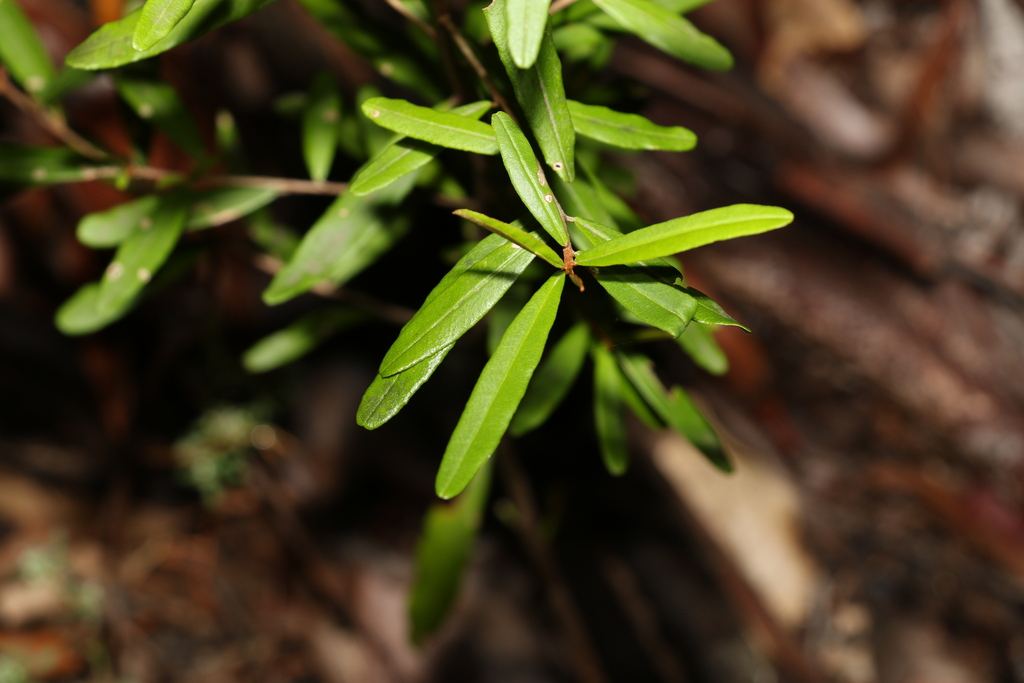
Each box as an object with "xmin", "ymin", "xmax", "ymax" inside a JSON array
[{"xmin": 3, "ymin": 0, "xmax": 1024, "ymax": 680}]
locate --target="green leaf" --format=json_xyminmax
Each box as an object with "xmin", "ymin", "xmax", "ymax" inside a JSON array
[
  {"xmin": 590, "ymin": 0, "xmax": 733, "ymax": 71},
  {"xmin": 97, "ymin": 192, "xmax": 188, "ymax": 315},
  {"xmin": 551, "ymin": 23, "xmax": 613, "ymax": 67},
  {"xmin": 39, "ymin": 67, "xmax": 94, "ymax": 102},
  {"xmin": 242, "ymin": 307, "xmax": 365, "ymax": 373},
  {"xmin": 686, "ymin": 286, "xmax": 745, "ymax": 329},
  {"xmin": 678, "ymin": 321, "xmax": 728, "ymax": 375},
  {"xmin": 506, "ymin": 0, "xmax": 550, "ymax": 69},
  {"xmin": 591, "ymin": 343, "xmax": 628, "ymax": 474},
  {"xmin": 116, "ymin": 77, "xmax": 205, "ymax": 158},
  {"xmin": 509, "ymin": 321, "xmax": 589, "ymax": 436},
  {"xmin": 0, "ymin": 0, "xmax": 56, "ymax": 94},
  {"xmin": 436, "ymin": 272, "xmax": 564, "ymax": 498},
  {"xmin": 575, "ymin": 204, "xmax": 794, "ymax": 266},
  {"xmin": 454, "ymin": 209, "xmax": 563, "ymax": 269},
  {"xmin": 616, "ymin": 350, "xmax": 728, "ymax": 471},
  {"xmin": 551, "ymin": 174, "xmax": 617, "ymax": 234},
  {"xmin": 65, "ymin": 0, "xmax": 279, "ymax": 70},
  {"xmin": 361, "ymin": 97, "xmax": 498, "ymax": 155},
  {"xmin": 409, "ymin": 461, "xmax": 491, "ymax": 643},
  {"xmin": 581, "ymin": 161, "xmax": 643, "ymax": 231},
  {"xmin": 0, "ymin": 144, "xmax": 112, "ymax": 184},
  {"xmin": 350, "ymin": 100, "xmax": 492, "ymax": 196},
  {"xmin": 486, "ymin": 0, "xmax": 576, "ymax": 181},
  {"xmin": 357, "ymin": 344, "xmax": 453, "ymax": 430},
  {"xmin": 567, "ymin": 100, "xmax": 696, "ymax": 151},
  {"xmin": 379, "ymin": 233, "xmax": 537, "ymax": 376},
  {"xmin": 262, "ymin": 174, "xmax": 417, "ymax": 305},
  {"xmin": 77, "ymin": 195, "xmax": 160, "ymax": 248},
  {"xmin": 54, "ymin": 282, "xmax": 133, "ymax": 335},
  {"xmin": 491, "ymin": 112, "xmax": 569, "ymax": 245},
  {"xmin": 575, "ymin": 216, "xmax": 694, "ymax": 336},
  {"xmin": 301, "ymin": 72, "xmax": 341, "ymax": 182},
  {"xmin": 185, "ymin": 187, "xmax": 277, "ymax": 230},
  {"xmin": 133, "ymin": 0, "xmax": 197, "ymax": 50}
]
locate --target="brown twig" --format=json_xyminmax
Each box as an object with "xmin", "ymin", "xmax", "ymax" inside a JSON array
[
  {"xmin": 498, "ymin": 445, "xmax": 610, "ymax": 683},
  {"xmin": 383, "ymin": 0, "xmax": 437, "ymax": 38},
  {"xmin": 437, "ymin": 14, "xmax": 517, "ymax": 118},
  {"xmin": 124, "ymin": 165, "xmax": 349, "ymax": 195},
  {"xmin": 0, "ymin": 67, "xmax": 110, "ymax": 161}
]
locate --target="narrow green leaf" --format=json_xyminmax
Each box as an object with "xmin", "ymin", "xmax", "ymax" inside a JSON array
[
  {"xmin": 436, "ymin": 272, "xmax": 564, "ymax": 498},
  {"xmin": 591, "ymin": 343, "xmax": 628, "ymax": 474},
  {"xmin": 491, "ymin": 112, "xmax": 569, "ymax": 245},
  {"xmin": 77, "ymin": 195, "xmax": 160, "ymax": 248},
  {"xmin": 350, "ymin": 101, "xmax": 492, "ymax": 196},
  {"xmin": 454, "ymin": 209, "xmax": 563, "ymax": 269},
  {"xmin": 487, "ymin": 280, "xmax": 529, "ymax": 355},
  {"xmin": 486, "ymin": 0, "xmax": 576, "ymax": 181},
  {"xmin": 262, "ymin": 174, "xmax": 417, "ymax": 306},
  {"xmin": 379, "ymin": 233, "xmax": 537, "ymax": 376},
  {"xmin": 568, "ymin": 100, "xmax": 696, "ymax": 151},
  {"xmin": 581, "ymin": 161, "xmax": 644, "ymax": 231},
  {"xmin": 185, "ymin": 187, "xmax": 277, "ymax": 230},
  {"xmin": 509, "ymin": 321, "xmax": 589, "ymax": 436},
  {"xmin": 686, "ymin": 286, "xmax": 745, "ymax": 329},
  {"xmin": 551, "ymin": 23, "xmax": 613, "ymax": 67},
  {"xmin": 409, "ymin": 461, "xmax": 491, "ymax": 643},
  {"xmin": 678, "ymin": 321, "xmax": 728, "ymax": 375},
  {"xmin": 133, "ymin": 0, "xmax": 197, "ymax": 50},
  {"xmin": 97, "ymin": 192, "xmax": 188, "ymax": 315},
  {"xmin": 357, "ymin": 344, "xmax": 453, "ymax": 430},
  {"xmin": 361, "ymin": 97, "xmax": 498, "ymax": 155},
  {"xmin": 54, "ymin": 282, "xmax": 133, "ymax": 336},
  {"xmin": 506, "ymin": 0, "xmax": 550, "ymax": 69},
  {"xmin": 576, "ymin": 204, "xmax": 794, "ymax": 266},
  {"xmin": 65, "ymin": 0, "xmax": 279, "ymax": 70},
  {"xmin": 242, "ymin": 307, "xmax": 365, "ymax": 373},
  {"xmin": 575, "ymin": 216, "xmax": 694, "ymax": 336},
  {"xmin": 0, "ymin": 0, "xmax": 56, "ymax": 94},
  {"xmin": 0, "ymin": 145, "xmax": 112, "ymax": 184},
  {"xmin": 116, "ymin": 78, "xmax": 205, "ymax": 158},
  {"xmin": 302, "ymin": 72, "xmax": 341, "ymax": 182},
  {"xmin": 590, "ymin": 0, "xmax": 733, "ymax": 71},
  {"xmin": 616, "ymin": 351, "xmax": 727, "ymax": 471}
]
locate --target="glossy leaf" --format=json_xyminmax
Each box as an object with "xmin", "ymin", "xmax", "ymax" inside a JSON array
[
  {"xmin": 509, "ymin": 321, "xmax": 589, "ymax": 436},
  {"xmin": 302, "ymin": 72, "xmax": 341, "ymax": 182},
  {"xmin": 409, "ymin": 462, "xmax": 491, "ymax": 643},
  {"xmin": 575, "ymin": 216, "xmax": 694, "ymax": 336},
  {"xmin": 0, "ymin": 145, "xmax": 112, "ymax": 184},
  {"xmin": 361, "ymin": 97, "xmax": 498, "ymax": 155},
  {"xmin": 133, "ymin": 0, "xmax": 197, "ymax": 50},
  {"xmin": 185, "ymin": 187, "xmax": 277, "ymax": 230},
  {"xmin": 686, "ymin": 286, "xmax": 746, "ymax": 329},
  {"xmin": 591, "ymin": 343, "xmax": 628, "ymax": 475},
  {"xmin": 568, "ymin": 100, "xmax": 696, "ymax": 151},
  {"xmin": 262, "ymin": 173, "xmax": 417, "ymax": 306},
  {"xmin": 678, "ymin": 322, "xmax": 728, "ymax": 375},
  {"xmin": 491, "ymin": 112, "xmax": 569, "ymax": 245},
  {"xmin": 55, "ymin": 282, "xmax": 133, "ymax": 336},
  {"xmin": 590, "ymin": 0, "xmax": 733, "ymax": 71},
  {"xmin": 65, "ymin": 0, "xmax": 279, "ymax": 70},
  {"xmin": 575, "ymin": 204, "xmax": 794, "ymax": 266},
  {"xmin": 0, "ymin": 0, "xmax": 56, "ymax": 94},
  {"xmin": 379, "ymin": 233, "xmax": 537, "ymax": 376},
  {"xmin": 486, "ymin": 0, "xmax": 576, "ymax": 181},
  {"xmin": 242, "ymin": 307, "xmax": 365, "ymax": 373},
  {"xmin": 116, "ymin": 78, "xmax": 205, "ymax": 158},
  {"xmin": 357, "ymin": 344, "xmax": 454, "ymax": 430},
  {"xmin": 506, "ymin": 0, "xmax": 550, "ymax": 69},
  {"xmin": 97, "ymin": 192, "xmax": 188, "ymax": 315},
  {"xmin": 350, "ymin": 101, "xmax": 492, "ymax": 196},
  {"xmin": 573, "ymin": 215, "xmax": 683, "ymax": 277},
  {"xmin": 436, "ymin": 272, "xmax": 564, "ymax": 498},
  {"xmin": 454, "ymin": 209, "xmax": 563, "ymax": 269},
  {"xmin": 77, "ymin": 195, "xmax": 160, "ymax": 248},
  {"xmin": 616, "ymin": 351, "xmax": 728, "ymax": 471}
]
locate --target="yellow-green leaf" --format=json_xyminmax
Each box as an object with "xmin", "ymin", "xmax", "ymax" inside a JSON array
[
  {"xmin": 568, "ymin": 100, "xmax": 696, "ymax": 151},
  {"xmin": 0, "ymin": 0, "xmax": 56, "ymax": 94},
  {"xmin": 302, "ymin": 72, "xmax": 341, "ymax": 182},
  {"xmin": 506, "ymin": 0, "xmax": 550, "ymax": 69},
  {"xmin": 361, "ymin": 97, "xmax": 498, "ymax": 155},
  {"xmin": 357, "ymin": 344, "xmax": 453, "ymax": 430},
  {"xmin": 132, "ymin": 0, "xmax": 197, "ymax": 50},
  {"xmin": 436, "ymin": 272, "xmax": 564, "ymax": 498},
  {"xmin": 454, "ymin": 209, "xmax": 563, "ymax": 269}
]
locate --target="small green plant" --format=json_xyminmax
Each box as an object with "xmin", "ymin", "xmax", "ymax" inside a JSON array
[{"xmin": 0, "ymin": 0, "xmax": 792, "ymax": 640}]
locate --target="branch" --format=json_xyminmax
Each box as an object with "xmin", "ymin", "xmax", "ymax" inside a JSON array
[
  {"xmin": 0, "ymin": 67, "xmax": 110, "ymax": 161},
  {"xmin": 125, "ymin": 166, "xmax": 349, "ymax": 195},
  {"xmin": 437, "ymin": 14, "xmax": 517, "ymax": 119},
  {"xmin": 382, "ymin": 0, "xmax": 436, "ymax": 39}
]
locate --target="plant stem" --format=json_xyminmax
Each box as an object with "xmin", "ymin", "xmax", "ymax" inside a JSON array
[
  {"xmin": 436, "ymin": 14, "xmax": 517, "ymax": 119},
  {"xmin": 382, "ymin": 0, "xmax": 436, "ymax": 38}
]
